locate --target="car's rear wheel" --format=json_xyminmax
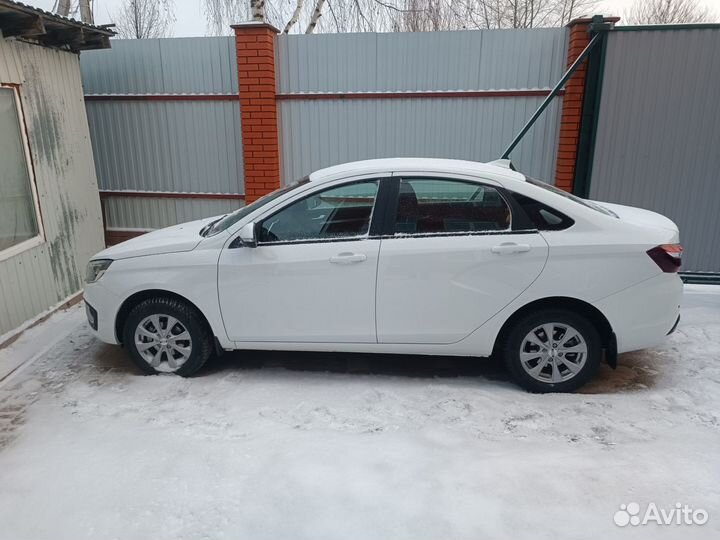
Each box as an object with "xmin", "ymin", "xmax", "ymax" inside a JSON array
[
  {"xmin": 123, "ymin": 297, "xmax": 212, "ymax": 376},
  {"xmin": 502, "ymin": 309, "xmax": 601, "ymax": 393}
]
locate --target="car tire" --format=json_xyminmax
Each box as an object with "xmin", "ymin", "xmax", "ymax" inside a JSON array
[
  {"xmin": 123, "ymin": 297, "xmax": 213, "ymax": 376},
  {"xmin": 502, "ymin": 309, "xmax": 601, "ymax": 393}
]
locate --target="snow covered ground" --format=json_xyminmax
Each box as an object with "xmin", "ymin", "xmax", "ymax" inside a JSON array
[{"xmin": 0, "ymin": 285, "xmax": 718, "ymax": 540}]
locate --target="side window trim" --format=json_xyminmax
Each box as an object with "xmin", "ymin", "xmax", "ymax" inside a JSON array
[
  {"xmin": 496, "ymin": 186, "xmax": 536, "ymax": 231},
  {"xmin": 255, "ymin": 177, "xmax": 389, "ymax": 246},
  {"xmin": 382, "ymin": 176, "xmax": 535, "ymax": 238},
  {"xmin": 506, "ymin": 190, "xmax": 574, "ymax": 231},
  {"xmin": 372, "ymin": 177, "xmax": 400, "ymax": 237}
]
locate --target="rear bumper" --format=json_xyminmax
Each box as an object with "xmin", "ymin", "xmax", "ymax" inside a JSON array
[{"xmin": 594, "ymin": 273, "xmax": 683, "ymax": 354}]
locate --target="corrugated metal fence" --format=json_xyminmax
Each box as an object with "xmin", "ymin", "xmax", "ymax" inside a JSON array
[
  {"xmin": 588, "ymin": 27, "xmax": 720, "ymax": 273},
  {"xmin": 80, "ymin": 37, "xmax": 245, "ymax": 232},
  {"xmin": 80, "ymin": 29, "xmax": 567, "ymax": 232},
  {"xmin": 275, "ymin": 29, "xmax": 566, "ymax": 183}
]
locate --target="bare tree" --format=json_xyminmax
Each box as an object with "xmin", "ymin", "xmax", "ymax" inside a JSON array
[
  {"xmin": 53, "ymin": 0, "xmax": 94, "ymax": 22},
  {"xmin": 203, "ymin": 0, "xmax": 601, "ymax": 36},
  {"xmin": 625, "ymin": 0, "xmax": 716, "ymax": 24},
  {"xmin": 114, "ymin": 0, "xmax": 175, "ymax": 39},
  {"xmin": 305, "ymin": 0, "xmax": 328, "ymax": 32},
  {"xmin": 204, "ymin": 0, "xmax": 248, "ymax": 35},
  {"xmin": 78, "ymin": 0, "xmax": 94, "ymax": 23},
  {"xmin": 389, "ymin": 0, "xmax": 602, "ymax": 31},
  {"xmin": 284, "ymin": 0, "xmax": 306, "ymax": 32},
  {"xmin": 251, "ymin": 0, "xmax": 267, "ymax": 20},
  {"xmin": 54, "ymin": 0, "xmax": 72, "ymax": 17}
]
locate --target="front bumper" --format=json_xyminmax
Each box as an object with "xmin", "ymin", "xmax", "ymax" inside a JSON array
[
  {"xmin": 85, "ymin": 301, "xmax": 98, "ymax": 330},
  {"xmin": 83, "ymin": 283, "xmax": 122, "ymax": 345}
]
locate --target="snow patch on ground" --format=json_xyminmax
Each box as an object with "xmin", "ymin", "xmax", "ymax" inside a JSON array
[{"xmin": 0, "ymin": 286, "xmax": 718, "ymax": 539}]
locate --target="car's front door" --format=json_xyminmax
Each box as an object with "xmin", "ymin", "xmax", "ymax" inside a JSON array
[
  {"xmin": 376, "ymin": 177, "xmax": 548, "ymax": 344},
  {"xmin": 218, "ymin": 178, "xmax": 384, "ymax": 343}
]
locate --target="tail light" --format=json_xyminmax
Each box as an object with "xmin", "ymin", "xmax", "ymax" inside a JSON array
[{"xmin": 647, "ymin": 244, "xmax": 683, "ymax": 273}]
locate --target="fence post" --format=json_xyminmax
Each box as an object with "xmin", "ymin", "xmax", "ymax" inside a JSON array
[
  {"xmin": 555, "ymin": 16, "xmax": 619, "ymax": 193},
  {"xmin": 554, "ymin": 18, "xmax": 593, "ymax": 192},
  {"xmin": 232, "ymin": 22, "xmax": 281, "ymax": 203}
]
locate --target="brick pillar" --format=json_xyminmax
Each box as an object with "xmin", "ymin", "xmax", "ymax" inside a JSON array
[
  {"xmin": 554, "ymin": 18, "xmax": 593, "ymax": 193},
  {"xmin": 232, "ymin": 22, "xmax": 281, "ymax": 203}
]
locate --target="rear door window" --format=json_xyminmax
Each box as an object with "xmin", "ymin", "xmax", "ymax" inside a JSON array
[{"xmin": 393, "ymin": 178, "xmax": 511, "ymax": 235}]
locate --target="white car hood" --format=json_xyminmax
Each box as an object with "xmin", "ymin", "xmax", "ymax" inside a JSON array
[
  {"xmin": 591, "ymin": 201, "xmax": 679, "ymax": 233},
  {"xmin": 97, "ymin": 215, "xmax": 223, "ymax": 260}
]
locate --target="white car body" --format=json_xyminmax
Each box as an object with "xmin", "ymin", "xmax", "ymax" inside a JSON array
[{"xmin": 84, "ymin": 158, "xmax": 682, "ymax": 366}]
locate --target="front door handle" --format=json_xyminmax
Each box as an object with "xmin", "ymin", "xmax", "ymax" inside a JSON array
[
  {"xmin": 329, "ymin": 252, "xmax": 367, "ymax": 264},
  {"xmin": 491, "ymin": 242, "xmax": 532, "ymax": 255}
]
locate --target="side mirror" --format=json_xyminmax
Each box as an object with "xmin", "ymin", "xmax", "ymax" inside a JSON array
[{"xmin": 237, "ymin": 221, "xmax": 257, "ymax": 248}]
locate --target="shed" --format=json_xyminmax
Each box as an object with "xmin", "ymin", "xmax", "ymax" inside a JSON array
[{"xmin": 0, "ymin": 0, "xmax": 113, "ymax": 340}]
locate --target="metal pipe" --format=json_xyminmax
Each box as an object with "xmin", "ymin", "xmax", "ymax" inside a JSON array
[{"xmin": 501, "ymin": 32, "xmax": 603, "ymax": 160}]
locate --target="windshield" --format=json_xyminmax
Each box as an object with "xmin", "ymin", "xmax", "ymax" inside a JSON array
[
  {"xmin": 205, "ymin": 177, "xmax": 311, "ymax": 236},
  {"xmin": 525, "ymin": 176, "xmax": 618, "ymax": 218}
]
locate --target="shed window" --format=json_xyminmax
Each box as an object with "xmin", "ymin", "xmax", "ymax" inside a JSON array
[{"xmin": 0, "ymin": 86, "xmax": 41, "ymax": 254}]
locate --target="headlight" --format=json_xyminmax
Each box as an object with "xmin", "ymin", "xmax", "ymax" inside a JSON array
[{"xmin": 85, "ymin": 259, "xmax": 112, "ymax": 283}]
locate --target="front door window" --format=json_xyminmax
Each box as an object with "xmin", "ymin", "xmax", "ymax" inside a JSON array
[{"xmin": 258, "ymin": 180, "xmax": 380, "ymax": 244}]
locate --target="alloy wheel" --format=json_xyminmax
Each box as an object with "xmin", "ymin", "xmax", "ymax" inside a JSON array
[
  {"xmin": 134, "ymin": 314, "xmax": 193, "ymax": 373},
  {"xmin": 519, "ymin": 322, "xmax": 588, "ymax": 383}
]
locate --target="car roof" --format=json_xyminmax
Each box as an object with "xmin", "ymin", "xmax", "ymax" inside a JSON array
[{"xmin": 308, "ymin": 158, "xmax": 528, "ymax": 184}]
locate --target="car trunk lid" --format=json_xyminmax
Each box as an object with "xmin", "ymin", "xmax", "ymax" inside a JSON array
[{"xmin": 590, "ymin": 201, "xmax": 679, "ymax": 241}]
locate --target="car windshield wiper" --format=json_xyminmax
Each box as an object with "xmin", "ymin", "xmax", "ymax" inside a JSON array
[{"xmin": 200, "ymin": 216, "xmax": 226, "ymax": 237}]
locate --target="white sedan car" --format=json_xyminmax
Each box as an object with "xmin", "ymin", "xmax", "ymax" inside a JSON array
[{"xmin": 84, "ymin": 158, "xmax": 683, "ymax": 392}]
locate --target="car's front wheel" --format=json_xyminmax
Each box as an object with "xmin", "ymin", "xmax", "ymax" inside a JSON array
[
  {"xmin": 502, "ymin": 309, "xmax": 601, "ymax": 393},
  {"xmin": 123, "ymin": 297, "xmax": 212, "ymax": 376}
]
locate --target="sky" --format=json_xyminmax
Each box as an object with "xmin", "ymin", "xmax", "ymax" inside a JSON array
[{"xmin": 30, "ymin": 0, "xmax": 720, "ymax": 37}]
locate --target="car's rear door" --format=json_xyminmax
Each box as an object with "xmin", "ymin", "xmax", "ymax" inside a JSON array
[
  {"xmin": 218, "ymin": 177, "xmax": 388, "ymax": 343},
  {"xmin": 376, "ymin": 176, "xmax": 548, "ymax": 344}
]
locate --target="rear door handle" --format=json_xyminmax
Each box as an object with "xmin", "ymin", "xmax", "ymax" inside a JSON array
[
  {"xmin": 491, "ymin": 242, "xmax": 532, "ymax": 255},
  {"xmin": 329, "ymin": 252, "xmax": 367, "ymax": 264}
]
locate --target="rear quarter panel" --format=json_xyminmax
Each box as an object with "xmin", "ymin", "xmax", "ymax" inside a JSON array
[{"xmin": 449, "ymin": 197, "xmax": 674, "ymax": 356}]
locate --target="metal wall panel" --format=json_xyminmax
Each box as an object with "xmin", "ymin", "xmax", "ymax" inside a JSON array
[
  {"xmin": 82, "ymin": 30, "xmax": 566, "ymax": 234},
  {"xmin": 278, "ymin": 96, "xmax": 561, "ymax": 182},
  {"xmin": 80, "ymin": 37, "xmax": 239, "ymax": 94},
  {"xmin": 0, "ymin": 38, "xmax": 23, "ymax": 84},
  {"xmin": 589, "ymin": 29, "xmax": 720, "ymax": 272},
  {"xmin": 276, "ymin": 29, "xmax": 566, "ymax": 93},
  {"xmin": 276, "ymin": 29, "xmax": 566, "ymax": 182},
  {"xmin": 80, "ymin": 37, "xmax": 244, "ymax": 197},
  {"xmin": 0, "ymin": 40, "xmax": 105, "ymax": 337},
  {"xmin": 80, "ymin": 37, "xmax": 244, "ymax": 232},
  {"xmin": 86, "ymin": 100, "xmax": 244, "ymax": 193},
  {"xmin": 104, "ymin": 197, "xmax": 242, "ymax": 230}
]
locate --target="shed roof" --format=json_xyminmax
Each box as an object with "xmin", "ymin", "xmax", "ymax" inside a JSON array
[{"xmin": 0, "ymin": 0, "xmax": 113, "ymax": 52}]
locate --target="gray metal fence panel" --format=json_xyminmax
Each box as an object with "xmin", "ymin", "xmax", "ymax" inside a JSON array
[
  {"xmin": 276, "ymin": 29, "xmax": 566, "ymax": 93},
  {"xmin": 103, "ymin": 197, "xmax": 242, "ymax": 230},
  {"xmin": 276, "ymin": 29, "xmax": 566, "ymax": 182},
  {"xmin": 278, "ymin": 96, "xmax": 561, "ymax": 182},
  {"xmin": 82, "ymin": 30, "xmax": 567, "ymax": 232},
  {"xmin": 85, "ymin": 100, "xmax": 243, "ymax": 194},
  {"xmin": 81, "ymin": 37, "xmax": 239, "ymax": 94},
  {"xmin": 80, "ymin": 38, "xmax": 244, "ymax": 230},
  {"xmin": 589, "ymin": 28, "xmax": 720, "ymax": 272}
]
